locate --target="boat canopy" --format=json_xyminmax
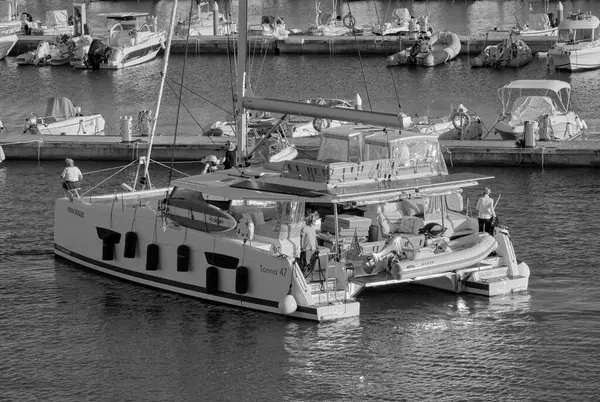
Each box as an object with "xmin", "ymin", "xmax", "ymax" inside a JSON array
[
  {"xmin": 44, "ymin": 97, "xmax": 77, "ymax": 121},
  {"xmin": 498, "ymin": 80, "xmax": 571, "ymax": 113},
  {"xmin": 500, "ymin": 79, "xmax": 571, "ymax": 92}
]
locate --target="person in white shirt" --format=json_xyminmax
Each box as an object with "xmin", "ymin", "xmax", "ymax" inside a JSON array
[
  {"xmin": 300, "ymin": 215, "xmax": 318, "ymax": 268},
  {"xmin": 61, "ymin": 158, "xmax": 83, "ymax": 200},
  {"xmin": 476, "ymin": 187, "xmax": 496, "ymax": 235}
]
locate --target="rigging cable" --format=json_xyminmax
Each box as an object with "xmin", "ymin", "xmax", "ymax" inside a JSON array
[
  {"xmin": 168, "ymin": 0, "xmax": 196, "ymax": 186},
  {"xmin": 345, "ymin": 1, "xmax": 373, "ymax": 111}
]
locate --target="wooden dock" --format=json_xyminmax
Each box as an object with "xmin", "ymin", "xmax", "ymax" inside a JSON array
[
  {"xmin": 9, "ymin": 33, "xmax": 557, "ymax": 57},
  {"xmin": 2, "ymin": 134, "xmax": 600, "ymax": 167}
]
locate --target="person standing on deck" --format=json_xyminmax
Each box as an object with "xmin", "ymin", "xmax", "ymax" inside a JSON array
[
  {"xmin": 476, "ymin": 187, "xmax": 496, "ymax": 235},
  {"xmin": 61, "ymin": 158, "xmax": 83, "ymax": 200},
  {"xmin": 300, "ymin": 215, "xmax": 318, "ymax": 268}
]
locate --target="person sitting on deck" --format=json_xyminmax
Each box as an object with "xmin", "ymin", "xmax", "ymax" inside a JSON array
[
  {"xmin": 199, "ymin": 155, "xmax": 219, "ymax": 174},
  {"xmin": 61, "ymin": 158, "xmax": 83, "ymax": 200}
]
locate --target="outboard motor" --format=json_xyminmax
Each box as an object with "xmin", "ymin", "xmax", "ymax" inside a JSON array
[{"xmin": 87, "ymin": 39, "xmax": 111, "ymax": 70}]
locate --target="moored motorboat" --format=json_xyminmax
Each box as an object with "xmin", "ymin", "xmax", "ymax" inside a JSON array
[
  {"xmin": 16, "ymin": 41, "xmax": 52, "ymax": 65},
  {"xmin": 71, "ymin": 12, "xmax": 166, "ymax": 70},
  {"xmin": 0, "ymin": 0, "xmax": 20, "ymax": 60},
  {"xmin": 372, "ymin": 7, "xmax": 410, "ymax": 36},
  {"xmin": 471, "ymin": 37, "xmax": 532, "ymax": 68},
  {"xmin": 387, "ymin": 30, "xmax": 461, "ymax": 67},
  {"xmin": 548, "ymin": 11, "xmax": 600, "ymax": 71},
  {"xmin": 495, "ymin": 80, "xmax": 586, "ymax": 141},
  {"xmin": 403, "ymin": 100, "xmax": 483, "ymax": 140},
  {"xmin": 23, "ymin": 97, "xmax": 106, "ymax": 135}
]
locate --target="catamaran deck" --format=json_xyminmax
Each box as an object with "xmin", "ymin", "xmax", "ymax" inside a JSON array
[{"xmin": 2, "ymin": 134, "xmax": 600, "ymax": 167}]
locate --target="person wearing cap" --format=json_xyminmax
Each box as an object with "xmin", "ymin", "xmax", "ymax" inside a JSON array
[
  {"xmin": 476, "ymin": 187, "xmax": 496, "ymax": 235},
  {"xmin": 200, "ymin": 155, "xmax": 219, "ymax": 174}
]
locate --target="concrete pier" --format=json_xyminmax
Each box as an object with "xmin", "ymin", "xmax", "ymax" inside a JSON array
[
  {"xmin": 2, "ymin": 134, "xmax": 600, "ymax": 167},
  {"xmin": 9, "ymin": 33, "xmax": 557, "ymax": 57}
]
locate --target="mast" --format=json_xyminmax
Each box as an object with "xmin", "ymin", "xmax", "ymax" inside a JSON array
[
  {"xmin": 235, "ymin": 0, "xmax": 248, "ymax": 167},
  {"xmin": 140, "ymin": 0, "xmax": 179, "ymax": 189}
]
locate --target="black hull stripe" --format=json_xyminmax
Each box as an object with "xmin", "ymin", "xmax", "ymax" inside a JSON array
[{"xmin": 54, "ymin": 243, "xmax": 316, "ymax": 315}]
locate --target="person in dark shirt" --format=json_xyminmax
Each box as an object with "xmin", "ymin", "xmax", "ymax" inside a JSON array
[{"xmin": 224, "ymin": 140, "xmax": 237, "ymax": 169}]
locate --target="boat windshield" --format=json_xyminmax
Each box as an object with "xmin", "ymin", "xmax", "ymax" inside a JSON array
[
  {"xmin": 558, "ymin": 28, "xmax": 594, "ymax": 42},
  {"xmin": 229, "ymin": 200, "xmax": 305, "ymax": 225},
  {"xmin": 365, "ymin": 138, "xmax": 447, "ymax": 174},
  {"xmin": 317, "ymin": 134, "xmax": 363, "ymax": 162}
]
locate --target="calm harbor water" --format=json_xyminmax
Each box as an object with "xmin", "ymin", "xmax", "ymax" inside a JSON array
[{"xmin": 2, "ymin": 1, "xmax": 600, "ymax": 401}]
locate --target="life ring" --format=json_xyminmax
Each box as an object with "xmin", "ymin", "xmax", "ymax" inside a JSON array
[
  {"xmin": 312, "ymin": 118, "xmax": 331, "ymax": 132},
  {"xmin": 275, "ymin": 16, "xmax": 284, "ymax": 26},
  {"xmin": 343, "ymin": 14, "xmax": 356, "ymax": 29},
  {"xmin": 452, "ymin": 111, "xmax": 471, "ymax": 131}
]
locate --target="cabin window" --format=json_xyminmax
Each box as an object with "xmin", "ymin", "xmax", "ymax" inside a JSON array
[
  {"xmin": 558, "ymin": 28, "xmax": 593, "ymax": 42},
  {"xmin": 229, "ymin": 200, "xmax": 305, "ymax": 224},
  {"xmin": 317, "ymin": 136, "xmax": 362, "ymax": 162},
  {"xmin": 169, "ymin": 187, "xmax": 204, "ymax": 201}
]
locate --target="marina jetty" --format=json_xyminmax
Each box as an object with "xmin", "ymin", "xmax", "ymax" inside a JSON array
[
  {"xmin": 2, "ymin": 134, "xmax": 600, "ymax": 167},
  {"xmin": 9, "ymin": 33, "xmax": 557, "ymax": 57}
]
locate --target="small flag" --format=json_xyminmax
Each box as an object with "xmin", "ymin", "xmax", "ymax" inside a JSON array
[{"xmin": 346, "ymin": 228, "xmax": 363, "ymax": 260}]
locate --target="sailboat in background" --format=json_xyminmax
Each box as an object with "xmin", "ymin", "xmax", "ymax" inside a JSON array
[{"xmin": 53, "ymin": 0, "xmax": 529, "ymax": 322}]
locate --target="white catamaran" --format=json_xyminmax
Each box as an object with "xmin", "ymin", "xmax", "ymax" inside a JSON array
[{"xmin": 53, "ymin": 0, "xmax": 530, "ymax": 322}]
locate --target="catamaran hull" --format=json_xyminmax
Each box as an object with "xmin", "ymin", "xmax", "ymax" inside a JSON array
[
  {"xmin": 0, "ymin": 34, "xmax": 18, "ymax": 60},
  {"xmin": 417, "ymin": 263, "xmax": 530, "ymax": 296},
  {"xmin": 53, "ymin": 195, "xmax": 359, "ymax": 322}
]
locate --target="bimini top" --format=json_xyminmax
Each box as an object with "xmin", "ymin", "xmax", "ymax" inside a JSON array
[
  {"xmin": 172, "ymin": 169, "xmax": 491, "ymax": 206},
  {"xmin": 500, "ymin": 80, "xmax": 571, "ymax": 93},
  {"xmin": 97, "ymin": 12, "xmax": 149, "ymax": 21}
]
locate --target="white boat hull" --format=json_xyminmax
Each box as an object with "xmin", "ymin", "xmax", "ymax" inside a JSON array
[
  {"xmin": 28, "ymin": 114, "xmax": 106, "ymax": 135},
  {"xmin": 548, "ymin": 44, "xmax": 600, "ymax": 71},
  {"xmin": 0, "ymin": 34, "xmax": 18, "ymax": 60},
  {"xmin": 496, "ymin": 112, "xmax": 581, "ymax": 141},
  {"xmin": 71, "ymin": 35, "xmax": 165, "ymax": 70},
  {"xmin": 54, "ymin": 194, "xmax": 359, "ymax": 321}
]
